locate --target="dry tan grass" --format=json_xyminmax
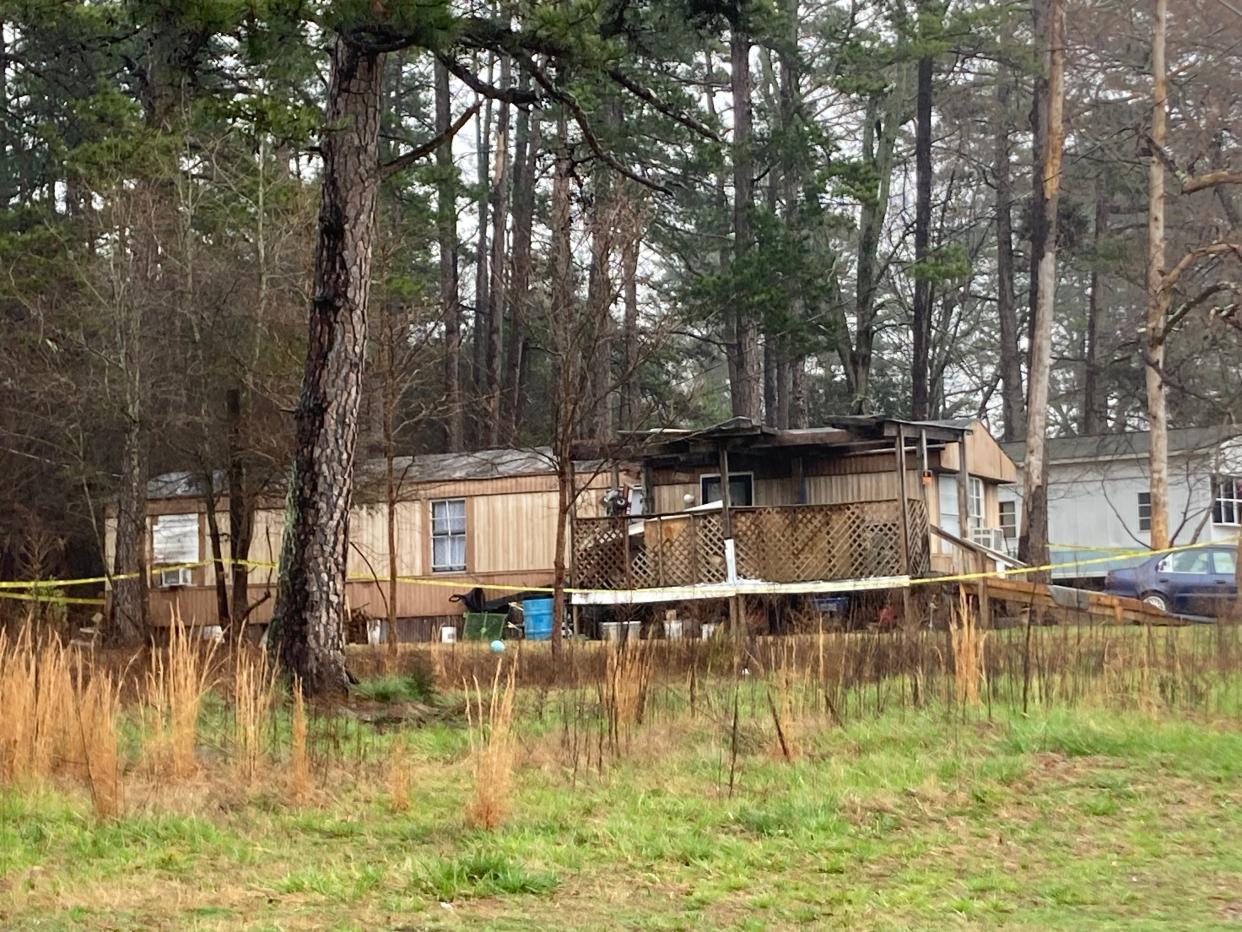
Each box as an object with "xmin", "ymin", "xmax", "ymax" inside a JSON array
[
  {"xmin": 232, "ymin": 647, "xmax": 276, "ymax": 786},
  {"xmin": 602, "ymin": 639, "xmax": 653, "ymax": 750},
  {"xmin": 388, "ymin": 740, "xmax": 410, "ymax": 812},
  {"xmin": 288, "ymin": 677, "xmax": 309, "ymax": 803},
  {"xmin": 144, "ymin": 616, "xmax": 218, "ymax": 778},
  {"xmin": 949, "ymin": 589, "xmax": 987, "ymax": 706},
  {"xmin": 0, "ymin": 622, "xmax": 122, "ymax": 816},
  {"xmin": 465, "ymin": 660, "xmax": 517, "ymax": 830},
  {"xmin": 77, "ymin": 667, "xmax": 122, "ymax": 817}
]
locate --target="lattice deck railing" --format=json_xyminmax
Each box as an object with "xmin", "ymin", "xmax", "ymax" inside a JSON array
[{"xmin": 573, "ymin": 500, "xmax": 930, "ymax": 591}]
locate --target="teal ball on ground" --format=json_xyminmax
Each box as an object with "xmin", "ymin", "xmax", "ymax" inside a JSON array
[{"xmin": 490, "ymin": 639, "xmax": 505, "ymax": 653}]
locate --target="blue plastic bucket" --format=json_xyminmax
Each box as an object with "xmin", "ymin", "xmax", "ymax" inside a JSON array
[{"xmin": 523, "ymin": 598, "xmax": 554, "ymax": 640}]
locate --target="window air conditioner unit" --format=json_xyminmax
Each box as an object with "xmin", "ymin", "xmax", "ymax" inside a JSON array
[
  {"xmin": 970, "ymin": 527, "xmax": 1007, "ymax": 553},
  {"xmin": 156, "ymin": 567, "xmax": 194, "ymax": 589}
]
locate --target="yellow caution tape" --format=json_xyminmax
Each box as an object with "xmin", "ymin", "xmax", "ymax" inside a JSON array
[
  {"xmin": 1, "ymin": 536, "xmax": 1237, "ymax": 603},
  {"xmin": 0, "ymin": 590, "xmax": 106, "ymax": 605}
]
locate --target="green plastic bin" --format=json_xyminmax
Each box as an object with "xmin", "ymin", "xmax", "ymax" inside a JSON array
[{"xmin": 463, "ymin": 612, "xmax": 506, "ymax": 641}]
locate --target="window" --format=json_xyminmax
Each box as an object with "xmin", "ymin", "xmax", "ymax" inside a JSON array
[
  {"xmin": 968, "ymin": 477, "xmax": 984, "ymax": 532},
  {"xmin": 152, "ymin": 513, "xmax": 200, "ymax": 565},
  {"xmin": 998, "ymin": 501, "xmax": 1018, "ymax": 540},
  {"xmin": 430, "ymin": 499, "xmax": 466, "ymax": 572},
  {"xmin": 1213, "ymin": 476, "xmax": 1242, "ymax": 526},
  {"xmin": 1213, "ymin": 550, "xmax": 1237, "ymax": 577},
  {"xmin": 1138, "ymin": 491, "xmax": 1152, "ymax": 532},
  {"xmin": 700, "ymin": 473, "xmax": 754, "ymax": 507},
  {"xmin": 1166, "ymin": 550, "xmax": 1212, "ymax": 575}
]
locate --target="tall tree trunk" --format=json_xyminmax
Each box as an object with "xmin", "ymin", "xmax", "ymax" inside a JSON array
[
  {"xmin": 471, "ymin": 57, "xmax": 495, "ymax": 441},
  {"xmin": 849, "ymin": 93, "xmax": 899, "ymax": 413},
  {"xmin": 483, "ymin": 56, "xmax": 512, "ymax": 447},
  {"xmin": 585, "ymin": 98, "xmax": 618, "ymax": 440},
  {"xmin": 1018, "ymin": 0, "xmax": 1065, "ymax": 576},
  {"xmin": 108, "ymin": 415, "xmax": 149, "ymax": 643},
  {"xmin": 1145, "ymin": 0, "xmax": 1170, "ymax": 550},
  {"xmin": 911, "ymin": 49, "xmax": 934, "ymax": 420},
  {"xmin": 730, "ymin": 25, "xmax": 762, "ymax": 422},
  {"xmin": 436, "ymin": 60, "xmax": 464, "ymax": 453},
  {"xmin": 271, "ymin": 37, "xmax": 382, "ymax": 696},
  {"xmin": 1027, "ymin": 0, "xmax": 1049, "ymax": 358},
  {"xmin": 1082, "ymin": 189, "xmax": 1108, "ymax": 435},
  {"xmin": 994, "ymin": 74, "xmax": 1025, "ymax": 441},
  {"xmin": 501, "ymin": 82, "xmax": 538, "ymax": 444},
  {"xmin": 620, "ymin": 223, "xmax": 640, "ymax": 431},
  {"xmin": 202, "ymin": 477, "xmax": 230, "ymax": 624},
  {"xmin": 226, "ymin": 387, "xmax": 254, "ymax": 633},
  {"xmin": 549, "ymin": 110, "xmax": 573, "ymax": 658}
]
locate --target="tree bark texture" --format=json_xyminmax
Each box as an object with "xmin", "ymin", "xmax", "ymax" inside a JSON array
[
  {"xmin": 848, "ymin": 92, "xmax": 899, "ymax": 413},
  {"xmin": 1145, "ymin": 0, "xmax": 1171, "ymax": 549},
  {"xmin": 271, "ymin": 37, "xmax": 382, "ymax": 696},
  {"xmin": 620, "ymin": 224, "xmax": 640, "ymax": 431},
  {"xmin": 1026, "ymin": 0, "xmax": 1049, "ymax": 358},
  {"xmin": 483, "ymin": 55, "xmax": 512, "ymax": 447},
  {"xmin": 501, "ymin": 82, "xmax": 538, "ymax": 444},
  {"xmin": 108, "ymin": 416, "xmax": 149, "ymax": 644},
  {"xmin": 1018, "ymin": 0, "xmax": 1065, "ymax": 576},
  {"xmin": 1082, "ymin": 190, "xmax": 1107, "ymax": 435},
  {"xmin": 549, "ymin": 111, "xmax": 573, "ymax": 657},
  {"xmin": 911, "ymin": 51, "xmax": 934, "ymax": 420},
  {"xmin": 226, "ymin": 386, "xmax": 255, "ymax": 633},
  {"xmin": 436, "ymin": 60, "xmax": 464, "ymax": 453},
  {"xmin": 994, "ymin": 74, "xmax": 1025, "ymax": 441},
  {"xmin": 730, "ymin": 26, "xmax": 762, "ymax": 422}
]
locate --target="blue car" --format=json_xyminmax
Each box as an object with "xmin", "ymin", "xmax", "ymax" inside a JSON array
[{"xmin": 1105, "ymin": 546, "xmax": 1238, "ymax": 616}]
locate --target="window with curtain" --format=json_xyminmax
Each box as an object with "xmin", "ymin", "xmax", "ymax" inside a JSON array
[{"xmin": 430, "ymin": 499, "xmax": 466, "ymax": 572}]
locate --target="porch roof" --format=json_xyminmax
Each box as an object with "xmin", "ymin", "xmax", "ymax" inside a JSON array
[{"xmin": 599, "ymin": 416, "xmax": 969, "ymax": 464}]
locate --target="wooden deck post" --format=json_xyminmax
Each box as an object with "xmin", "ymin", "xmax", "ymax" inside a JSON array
[
  {"xmin": 895, "ymin": 424, "xmax": 913, "ymax": 624},
  {"xmin": 894, "ymin": 424, "xmax": 911, "ymax": 575},
  {"xmin": 956, "ymin": 425, "xmax": 973, "ymax": 571},
  {"xmin": 719, "ymin": 442, "xmax": 744, "ymax": 640}
]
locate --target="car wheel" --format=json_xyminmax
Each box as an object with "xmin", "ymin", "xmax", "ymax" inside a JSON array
[{"xmin": 1141, "ymin": 592, "xmax": 1170, "ymax": 613}]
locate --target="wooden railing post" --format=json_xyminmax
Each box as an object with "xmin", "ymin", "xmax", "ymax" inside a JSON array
[{"xmin": 621, "ymin": 515, "xmax": 633, "ymax": 592}]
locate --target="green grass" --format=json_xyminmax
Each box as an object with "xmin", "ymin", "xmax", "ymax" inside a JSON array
[
  {"xmin": 3, "ymin": 697, "xmax": 1242, "ymax": 928},
  {"xmin": 351, "ymin": 671, "xmax": 435, "ymax": 704}
]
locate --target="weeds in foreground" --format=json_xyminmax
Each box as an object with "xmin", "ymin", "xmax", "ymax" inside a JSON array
[
  {"xmin": 144, "ymin": 617, "xmax": 218, "ymax": 778},
  {"xmin": 389, "ymin": 740, "xmax": 410, "ymax": 812},
  {"xmin": 232, "ymin": 647, "xmax": 276, "ymax": 785},
  {"xmin": 0, "ymin": 623, "xmax": 122, "ymax": 816},
  {"xmin": 950, "ymin": 589, "xmax": 987, "ymax": 706},
  {"xmin": 288, "ymin": 677, "xmax": 309, "ymax": 803},
  {"xmin": 465, "ymin": 661, "xmax": 517, "ymax": 830},
  {"xmin": 602, "ymin": 639, "xmax": 652, "ymax": 751}
]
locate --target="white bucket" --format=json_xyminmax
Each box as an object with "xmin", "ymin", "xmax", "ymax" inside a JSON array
[
  {"xmin": 700, "ymin": 623, "xmax": 717, "ymax": 640},
  {"xmin": 664, "ymin": 619, "xmax": 684, "ymax": 640},
  {"xmin": 366, "ymin": 619, "xmax": 383, "ymax": 646},
  {"xmin": 440, "ymin": 625, "xmax": 458, "ymax": 644},
  {"xmin": 601, "ymin": 620, "xmax": 641, "ymax": 643}
]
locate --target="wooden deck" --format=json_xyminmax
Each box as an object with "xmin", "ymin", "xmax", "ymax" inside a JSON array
[{"xmin": 573, "ymin": 499, "xmax": 931, "ymax": 592}]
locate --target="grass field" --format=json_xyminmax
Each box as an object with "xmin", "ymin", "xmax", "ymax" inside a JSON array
[{"xmin": 3, "ymin": 626, "xmax": 1242, "ymax": 929}]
